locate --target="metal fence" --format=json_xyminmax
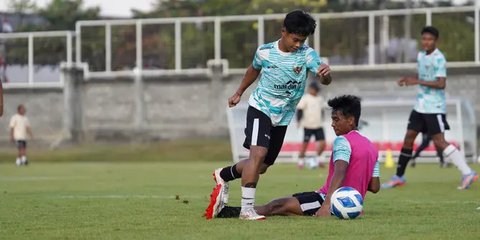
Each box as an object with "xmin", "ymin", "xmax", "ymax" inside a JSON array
[
  {"xmin": 1, "ymin": 5, "xmax": 479, "ymax": 86},
  {"xmin": 0, "ymin": 31, "xmax": 72, "ymax": 87}
]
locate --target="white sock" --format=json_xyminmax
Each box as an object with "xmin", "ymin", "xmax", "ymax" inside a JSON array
[
  {"xmin": 443, "ymin": 145, "xmax": 472, "ymax": 175},
  {"xmin": 241, "ymin": 186, "xmax": 256, "ymax": 211},
  {"xmin": 21, "ymin": 156, "xmax": 27, "ymax": 163},
  {"xmin": 15, "ymin": 158, "xmax": 21, "ymax": 165},
  {"xmin": 315, "ymin": 156, "xmax": 322, "ymax": 164}
]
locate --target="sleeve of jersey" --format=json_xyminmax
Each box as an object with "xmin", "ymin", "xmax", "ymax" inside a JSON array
[
  {"xmin": 332, "ymin": 136, "xmax": 351, "ymax": 163},
  {"xmin": 434, "ymin": 55, "xmax": 447, "ymax": 78},
  {"xmin": 252, "ymin": 47, "xmax": 264, "ymax": 70},
  {"xmin": 306, "ymin": 49, "xmax": 323, "ymax": 74},
  {"xmin": 372, "ymin": 160, "xmax": 380, "ymax": 177},
  {"xmin": 296, "ymin": 97, "xmax": 306, "ymax": 110}
]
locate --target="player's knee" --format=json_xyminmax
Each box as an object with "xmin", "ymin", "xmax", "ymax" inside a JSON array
[
  {"xmin": 432, "ymin": 138, "xmax": 448, "ymax": 150},
  {"xmin": 259, "ymin": 164, "xmax": 270, "ymax": 174}
]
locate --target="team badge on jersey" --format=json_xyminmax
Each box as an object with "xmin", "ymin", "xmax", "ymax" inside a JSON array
[{"xmin": 293, "ymin": 66, "xmax": 302, "ymax": 74}]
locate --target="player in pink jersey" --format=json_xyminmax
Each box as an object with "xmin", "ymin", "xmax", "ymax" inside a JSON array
[{"xmin": 211, "ymin": 95, "xmax": 380, "ymax": 219}]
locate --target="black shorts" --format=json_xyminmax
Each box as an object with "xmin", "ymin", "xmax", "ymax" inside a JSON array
[
  {"xmin": 303, "ymin": 128, "xmax": 325, "ymax": 142},
  {"xmin": 292, "ymin": 191, "xmax": 325, "ymax": 216},
  {"xmin": 16, "ymin": 140, "xmax": 27, "ymax": 149},
  {"xmin": 407, "ymin": 110, "xmax": 450, "ymax": 136},
  {"xmin": 243, "ymin": 106, "xmax": 288, "ymax": 166}
]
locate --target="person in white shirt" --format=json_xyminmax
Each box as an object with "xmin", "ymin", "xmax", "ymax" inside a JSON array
[
  {"xmin": 9, "ymin": 105, "xmax": 33, "ymax": 166},
  {"xmin": 296, "ymin": 82, "xmax": 326, "ymax": 169}
]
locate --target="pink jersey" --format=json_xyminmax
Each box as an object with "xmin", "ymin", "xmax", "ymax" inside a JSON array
[{"xmin": 318, "ymin": 130, "xmax": 378, "ymax": 198}]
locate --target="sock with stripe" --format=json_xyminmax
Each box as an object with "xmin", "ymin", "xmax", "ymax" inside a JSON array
[
  {"xmin": 443, "ymin": 144, "xmax": 472, "ymax": 175},
  {"xmin": 241, "ymin": 186, "xmax": 256, "ymax": 211},
  {"xmin": 396, "ymin": 148, "xmax": 413, "ymax": 177},
  {"xmin": 219, "ymin": 164, "xmax": 241, "ymax": 182}
]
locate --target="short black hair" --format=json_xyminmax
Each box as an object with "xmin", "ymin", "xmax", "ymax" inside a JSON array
[
  {"xmin": 309, "ymin": 82, "xmax": 320, "ymax": 92},
  {"xmin": 17, "ymin": 104, "xmax": 24, "ymax": 111},
  {"xmin": 284, "ymin": 10, "xmax": 316, "ymax": 37},
  {"xmin": 328, "ymin": 95, "xmax": 361, "ymax": 126},
  {"xmin": 421, "ymin": 26, "xmax": 439, "ymax": 39}
]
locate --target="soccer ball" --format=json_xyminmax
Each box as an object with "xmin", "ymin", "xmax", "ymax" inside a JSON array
[{"xmin": 330, "ymin": 187, "xmax": 363, "ymax": 219}]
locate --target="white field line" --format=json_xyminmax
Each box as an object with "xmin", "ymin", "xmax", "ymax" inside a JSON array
[
  {"xmin": 0, "ymin": 176, "xmax": 87, "ymax": 181},
  {"xmin": 53, "ymin": 194, "xmax": 203, "ymax": 200}
]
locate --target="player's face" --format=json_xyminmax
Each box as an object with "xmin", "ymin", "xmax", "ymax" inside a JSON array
[
  {"xmin": 331, "ymin": 110, "xmax": 355, "ymax": 136},
  {"xmin": 281, "ymin": 29, "xmax": 307, "ymax": 52},
  {"xmin": 19, "ymin": 107, "xmax": 25, "ymax": 115},
  {"xmin": 421, "ymin": 33, "xmax": 437, "ymax": 52},
  {"xmin": 308, "ymin": 87, "xmax": 318, "ymax": 96}
]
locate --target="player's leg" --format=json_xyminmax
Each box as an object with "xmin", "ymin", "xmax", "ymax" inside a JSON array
[
  {"xmin": 383, "ymin": 111, "xmax": 421, "ymax": 188},
  {"xmin": 20, "ymin": 141, "xmax": 28, "ymax": 165},
  {"xmin": 427, "ymin": 114, "xmax": 477, "ymax": 189},
  {"xmin": 411, "ymin": 134, "xmax": 430, "ymax": 168},
  {"xmin": 236, "ymin": 125, "xmax": 288, "ymax": 220},
  {"xmin": 315, "ymin": 128, "xmax": 326, "ymax": 168},
  {"xmin": 217, "ymin": 192, "xmax": 321, "ymax": 218},
  {"xmin": 15, "ymin": 141, "xmax": 22, "ymax": 166},
  {"xmin": 298, "ymin": 128, "xmax": 311, "ymax": 169}
]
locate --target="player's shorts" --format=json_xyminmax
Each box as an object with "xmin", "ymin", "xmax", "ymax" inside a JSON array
[
  {"xmin": 16, "ymin": 140, "xmax": 27, "ymax": 149},
  {"xmin": 292, "ymin": 191, "xmax": 325, "ymax": 216},
  {"xmin": 303, "ymin": 128, "xmax": 325, "ymax": 142},
  {"xmin": 243, "ymin": 106, "xmax": 288, "ymax": 166},
  {"xmin": 407, "ymin": 110, "xmax": 450, "ymax": 135}
]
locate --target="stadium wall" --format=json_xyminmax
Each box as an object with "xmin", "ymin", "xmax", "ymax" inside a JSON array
[{"xmin": 1, "ymin": 65, "xmax": 479, "ymax": 145}]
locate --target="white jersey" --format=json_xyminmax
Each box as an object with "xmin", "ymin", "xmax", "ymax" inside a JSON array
[
  {"xmin": 297, "ymin": 94, "xmax": 324, "ymax": 129},
  {"xmin": 9, "ymin": 113, "xmax": 30, "ymax": 140}
]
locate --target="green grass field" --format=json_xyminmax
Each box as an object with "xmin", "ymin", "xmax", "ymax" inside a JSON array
[{"xmin": 0, "ymin": 141, "xmax": 479, "ymax": 239}]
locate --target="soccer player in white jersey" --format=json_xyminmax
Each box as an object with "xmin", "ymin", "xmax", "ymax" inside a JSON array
[
  {"xmin": 204, "ymin": 10, "xmax": 332, "ymax": 220},
  {"xmin": 10, "ymin": 104, "xmax": 34, "ymax": 166},
  {"xmin": 382, "ymin": 26, "xmax": 478, "ymax": 190},
  {"xmin": 296, "ymin": 82, "xmax": 326, "ymax": 169}
]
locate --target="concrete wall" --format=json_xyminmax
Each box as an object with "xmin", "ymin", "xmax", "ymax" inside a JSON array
[{"xmin": 1, "ymin": 65, "xmax": 479, "ymax": 145}]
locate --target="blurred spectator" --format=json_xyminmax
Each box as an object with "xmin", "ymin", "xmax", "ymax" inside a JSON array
[{"xmin": 1, "ymin": 17, "xmax": 13, "ymax": 33}]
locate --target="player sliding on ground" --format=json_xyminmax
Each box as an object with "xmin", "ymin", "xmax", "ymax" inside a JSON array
[
  {"xmin": 382, "ymin": 26, "xmax": 478, "ymax": 190},
  {"xmin": 209, "ymin": 95, "xmax": 380, "ymax": 219},
  {"xmin": 204, "ymin": 10, "xmax": 332, "ymax": 220}
]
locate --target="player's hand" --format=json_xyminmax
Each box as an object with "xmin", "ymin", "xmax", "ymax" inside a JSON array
[
  {"xmin": 314, "ymin": 206, "xmax": 331, "ymax": 217},
  {"xmin": 317, "ymin": 63, "xmax": 331, "ymax": 77},
  {"xmin": 397, "ymin": 77, "xmax": 407, "ymax": 87},
  {"xmin": 228, "ymin": 92, "xmax": 242, "ymax": 108}
]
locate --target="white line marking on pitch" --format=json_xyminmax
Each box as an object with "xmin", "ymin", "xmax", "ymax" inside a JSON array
[
  {"xmin": 53, "ymin": 194, "xmax": 203, "ymax": 200},
  {"xmin": 0, "ymin": 176, "xmax": 86, "ymax": 181}
]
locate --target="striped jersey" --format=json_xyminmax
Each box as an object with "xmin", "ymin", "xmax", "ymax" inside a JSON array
[
  {"xmin": 249, "ymin": 40, "xmax": 323, "ymax": 126},
  {"xmin": 414, "ymin": 48, "xmax": 447, "ymax": 114}
]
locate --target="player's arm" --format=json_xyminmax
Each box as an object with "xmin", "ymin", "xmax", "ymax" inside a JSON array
[
  {"xmin": 368, "ymin": 160, "xmax": 381, "ymax": 193},
  {"xmin": 306, "ymin": 50, "xmax": 332, "ymax": 85},
  {"xmin": 417, "ymin": 77, "xmax": 446, "ymax": 89},
  {"xmin": 26, "ymin": 119, "xmax": 33, "ymax": 139},
  {"xmin": 228, "ymin": 65, "xmax": 260, "ymax": 107},
  {"xmin": 315, "ymin": 160, "xmax": 348, "ymax": 217}
]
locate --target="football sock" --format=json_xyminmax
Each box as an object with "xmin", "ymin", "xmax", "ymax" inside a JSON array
[
  {"xmin": 443, "ymin": 145, "xmax": 472, "ymax": 175},
  {"xmin": 21, "ymin": 156, "xmax": 27, "ymax": 163},
  {"xmin": 216, "ymin": 206, "xmax": 241, "ymax": 218},
  {"xmin": 396, "ymin": 148, "xmax": 413, "ymax": 177},
  {"xmin": 241, "ymin": 186, "xmax": 256, "ymax": 211},
  {"xmin": 219, "ymin": 164, "xmax": 241, "ymax": 182}
]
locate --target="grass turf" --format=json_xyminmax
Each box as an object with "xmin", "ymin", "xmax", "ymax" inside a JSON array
[{"xmin": 0, "ymin": 142, "xmax": 479, "ymax": 239}]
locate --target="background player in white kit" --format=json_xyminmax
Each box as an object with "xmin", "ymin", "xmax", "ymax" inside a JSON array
[
  {"xmin": 296, "ymin": 82, "xmax": 326, "ymax": 169},
  {"xmin": 10, "ymin": 104, "xmax": 34, "ymax": 166}
]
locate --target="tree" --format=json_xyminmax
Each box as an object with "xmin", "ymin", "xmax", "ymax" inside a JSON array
[{"xmin": 38, "ymin": 0, "xmax": 101, "ymax": 30}]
